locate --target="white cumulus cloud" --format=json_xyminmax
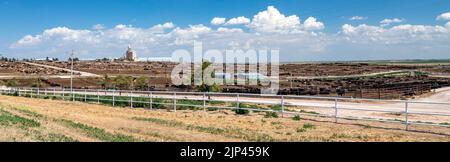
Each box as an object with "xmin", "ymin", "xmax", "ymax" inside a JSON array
[
  {"xmin": 7, "ymin": 5, "xmax": 450, "ymax": 61},
  {"xmin": 155, "ymin": 22, "xmax": 175, "ymax": 29},
  {"xmin": 225, "ymin": 16, "xmax": 250, "ymax": 25},
  {"xmin": 247, "ymin": 6, "xmax": 301, "ymax": 33},
  {"xmin": 303, "ymin": 17, "xmax": 325, "ymax": 30},
  {"xmin": 211, "ymin": 17, "xmax": 226, "ymax": 25},
  {"xmin": 437, "ymin": 12, "xmax": 450, "ymax": 21},
  {"xmin": 341, "ymin": 23, "xmax": 449, "ymax": 44},
  {"xmin": 13, "ymin": 35, "xmax": 41, "ymax": 46},
  {"xmin": 349, "ymin": 16, "xmax": 367, "ymax": 21},
  {"xmin": 217, "ymin": 27, "xmax": 243, "ymax": 33},
  {"xmin": 380, "ymin": 18, "xmax": 404, "ymax": 26},
  {"xmin": 92, "ymin": 24, "xmax": 105, "ymax": 30}
]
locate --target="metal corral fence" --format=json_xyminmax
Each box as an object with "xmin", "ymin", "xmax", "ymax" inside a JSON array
[{"xmin": 1, "ymin": 87, "xmax": 450, "ymax": 131}]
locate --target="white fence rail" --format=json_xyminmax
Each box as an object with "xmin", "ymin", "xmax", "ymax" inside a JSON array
[{"xmin": 1, "ymin": 87, "xmax": 450, "ymax": 131}]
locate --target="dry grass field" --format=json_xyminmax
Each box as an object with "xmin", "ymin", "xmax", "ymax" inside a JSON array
[{"xmin": 0, "ymin": 95, "xmax": 449, "ymax": 142}]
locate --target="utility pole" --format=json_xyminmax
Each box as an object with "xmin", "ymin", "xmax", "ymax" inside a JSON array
[
  {"xmin": 290, "ymin": 74, "xmax": 293, "ymax": 88},
  {"xmin": 70, "ymin": 50, "xmax": 74, "ymax": 101}
]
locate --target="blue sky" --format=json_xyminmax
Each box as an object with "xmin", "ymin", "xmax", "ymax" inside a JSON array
[{"xmin": 1, "ymin": 0, "xmax": 450, "ymax": 61}]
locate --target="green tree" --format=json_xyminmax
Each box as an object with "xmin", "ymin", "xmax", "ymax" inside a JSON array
[
  {"xmin": 100, "ymin": 74, "xmax": 114, "ymax": 89},
  {"xmin": 195, "ymin": 60, "xmax": 221, "ymax": 93},
  {"xmin": 68, "ymin": 57, "xmax": 79, "ymax": 62},
  {"xmin": 31, "ymin": 77, "xmax": 46, "ymax": 88},
  {"xmin": 113, "ymin": 75, "xmax": 134, "ymax": 90},
  {"xmin": 135, "ymin": 76, "xmax": 149, "ymax": 90},
  {"xmin": 6, "ymin": 78, "xmax": 19, "ymax": 87}
]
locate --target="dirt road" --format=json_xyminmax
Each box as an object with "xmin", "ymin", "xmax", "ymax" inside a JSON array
[{"xmin": 23, "ymin": 62, "xmax": 100, "ymax": 77}]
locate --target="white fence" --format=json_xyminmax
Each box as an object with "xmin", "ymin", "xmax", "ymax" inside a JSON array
[{"xmin": 1, "ymin": 87, "xmax": 450, "ymax": 131}]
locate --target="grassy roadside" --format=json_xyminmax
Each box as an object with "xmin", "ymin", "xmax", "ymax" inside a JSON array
[
  {"xmin": 0, "ymin": 103, "xmax": 139, "ymax": 142},
  {"xmin": 0, "ymin": 95, "xmax": 449, "ymax": 142},
  {"xmin": 132, "ymin": 117, "xmax": 274, "ymax": 142},
  {"xmin": 0, "ymin": 105, "xmax": 77, "ymax": 142},
  {"xmin": 56, "ymin": 119, "xmax": 139, "ymax": 142}
]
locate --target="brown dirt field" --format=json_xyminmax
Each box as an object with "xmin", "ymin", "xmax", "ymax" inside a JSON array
[{"xmin": 0, "ymin": 95, "xmax": 449, "ymax": 142}]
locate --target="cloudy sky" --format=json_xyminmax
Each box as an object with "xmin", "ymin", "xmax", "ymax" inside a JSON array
[{"xmin": 1, "ymin": 0, "xmax": 450, "ymax": 61}]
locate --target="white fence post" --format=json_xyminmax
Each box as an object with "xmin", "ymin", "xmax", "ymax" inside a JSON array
[
  {"xmin": 97, "ymin": 90, "xmax": 100, "ymax": 104},
  {"xmin": 334, "ymin": 98, "xmax": 338, "ymax": 123},
  {"xmin": 173, "ymin": 92, "xmax": 177, "ymax": 112},
  {"xmin": 281, "ymin": 96, "xmax": 285, "ymax": 118},
  {"xmin": 130, "ymin": 91, "xmax": 133, "ymax": 108},
  {"xmin": 62, "ymin": 88, "xmax": 65, "ymax": 99},
  {"xmin": 149, "ymin": 92, "xmax": 153, "ymax": 110},
  {"xmin": 84, "ymin": 89, "xmax": 87, "ymax": 102},
  {"xmin": 72, "ymin": 89, "xmax": 75, "ymax": 102},
  {"xmin": 236, "ymin": 94, "xmax": 240, "ymax": 110},
  {"xmin": 405, "ymin": 101, "xmax": 409, "ymax": 131},
  {"xmin": 112, "ymin": 90, "xmax": 115, "ymax": 107},
  {"xmin": 203, "ymin": 92, "xmax": 206, "ymax": 112},
  {"xmin": 30, "ymin": 88, "xmax": 33, "ymax": 98}
]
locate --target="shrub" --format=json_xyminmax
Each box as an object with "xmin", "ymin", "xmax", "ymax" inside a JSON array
[
  {"xmin": 303, "ymin": 123, "xmax": 315, "ymax": 129},
  {"xmin": 296, "ymin": 128, "xmax": 306, "ymax": 133},
  {"xmin": 440, "ymin": 122, "xmax": 450, "ymax": 126},
  {"xmin": 207, "ymin": 107, "xmax": 219, "ymax": 111},
  {"xmin": 208, "ymin": 100, "xmax": 225, "ymax": 105},
  {"xmin": 151, "ymin": 98, "xmax": 166, "ymax": 109},
  {"xmin": 235, "ymin": 108, "xmax": 250, "ymax": 115},
  {"xmin": 292, "ymin": 115, "xmax": 301, "ymax": 121},
  {"xmin": 231, "ymin": 103, "xmax": 251, "ymax": 115},
  {"xmin": 299, "ymin": 110, "xmax": 319, "ymax": 115},
  {"xmin": 177, "ymin": 99, "xmax": 203, "ymax": 110},
  {"xmin": 264, "ymin": 112, "xmax": 279, "ymax": 118},
  {"xmin": 270, "ymin": 105, "xmax": 282, "ymax": 111}
]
